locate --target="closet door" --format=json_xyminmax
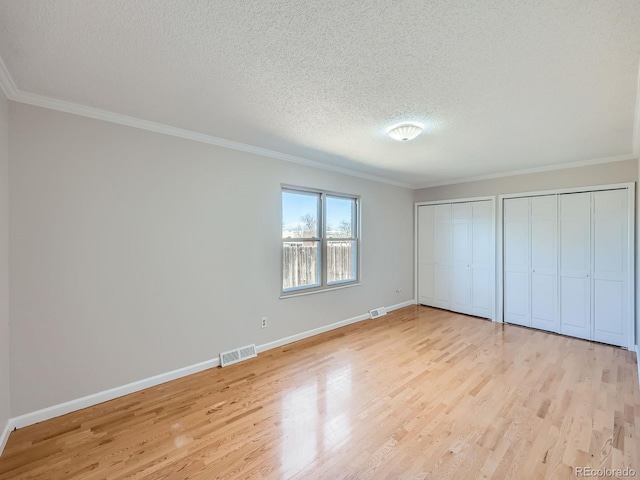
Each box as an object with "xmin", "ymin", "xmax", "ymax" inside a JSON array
[
  {"xmin": 451, "ymin": 203, "xmax": 472, "ymax": 314},
  {"xmin": 434, "ymin": 204, "xmax": 452, "ymax": 310},
  {"xmin": 418, "ymin": 206, "xmax": 435, "ymax": 306},
  {"xmin": 503, "ymin": 198, "xmax": 530, "ymax": 327},
  {"xmin": 592, "ymin": 189, "xmax": 628, "ymax": 347},
  {"xmin": 530, "ymin": 196, "xmax": 558, "ymax": 333},
  {"xmin": 559, "ymin": 193, "xmax": 591, "ymax": 340},
  {"xmin": 471, "ymin": 201, "xmax": 493, "ymax": 318}
]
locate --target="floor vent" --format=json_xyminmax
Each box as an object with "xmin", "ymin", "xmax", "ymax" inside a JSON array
[
  {"xmin": 369, "ymin": 307, "xmax": 387, "ymax": 319},
  {"xmin": 220, "ymin": 344, "xmax": 257, "ymax": 367}
]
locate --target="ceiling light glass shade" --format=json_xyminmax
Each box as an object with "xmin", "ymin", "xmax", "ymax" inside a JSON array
[{"xmin": 387, "ymin": 123, "xmax": 423, "ymax": 141}]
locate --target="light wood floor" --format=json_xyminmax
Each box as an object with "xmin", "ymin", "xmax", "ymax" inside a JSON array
[{"xmin": 1, "ymin": 306, "xmax": 639, "ymax": 479}]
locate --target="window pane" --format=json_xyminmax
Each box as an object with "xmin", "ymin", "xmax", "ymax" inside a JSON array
[
  {"xmin": 327, "ymin": 240, "xmax": 357, "ymax": 284},
  {"xmin": 282, "ymin": 191, "xmax": 320, "ymax": 238},
  {"xmin": 326, "ymin": 196, "xmax": 356, "ymax": 238},
  {"xmin": 283, "ymin": 241, "xmax": 321, "ymax": 291}
]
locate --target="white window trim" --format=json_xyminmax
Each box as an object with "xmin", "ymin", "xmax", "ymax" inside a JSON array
[{"xmin": 280, "ymin": 185, "xmax": 361, "ymax": 298}]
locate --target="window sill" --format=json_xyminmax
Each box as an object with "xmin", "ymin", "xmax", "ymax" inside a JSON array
[{"xmin": 280, "ymin": 282, "xmax": 361, "ymax": 299}]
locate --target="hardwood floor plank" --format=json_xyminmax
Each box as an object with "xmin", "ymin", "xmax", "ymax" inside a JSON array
[{"xmin": 1, "ymin": 305, "xmax": 639, "ymax": 479}]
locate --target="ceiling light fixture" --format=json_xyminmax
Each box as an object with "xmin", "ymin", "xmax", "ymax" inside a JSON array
[{"xmin": 387, "ymin": 122, "xmax": 423, "ymax": 141}]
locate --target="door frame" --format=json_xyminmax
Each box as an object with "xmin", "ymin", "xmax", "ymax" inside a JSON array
[
  {"xmin": 414, "ymin": 196, "xmax": 496, "ymax": 321},
  {"xmin": 497, "ymin": 182, "xmax": 635, "ymax": 349}
]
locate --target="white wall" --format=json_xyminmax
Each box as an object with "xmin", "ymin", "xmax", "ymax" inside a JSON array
[
  {"xmin": 8, "ymin": 103, "xmax": 415, "ymax": 416},
  {"xmin": 0, "ymin": 92, "xmax": 10, "ymax": 432}
]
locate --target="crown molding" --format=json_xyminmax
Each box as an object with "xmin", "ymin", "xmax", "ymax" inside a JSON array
[
  {"xmin": 2, "ymin": 53, "xmax": 639, "ymax": 191},
  {"xmin": 0, "ymin": 57, "xmax": 412, "ymax": 190},
  {"xmin": 415, "ymin": 153, "xmax": 638, "ymax": 189}
]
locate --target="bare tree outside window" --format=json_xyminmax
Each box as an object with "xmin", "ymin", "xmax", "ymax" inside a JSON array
[
  {"xmin": 295, "ymin": 213, "xmax": 318, "ymax": 238},
  {"xmin": 282, "ymin": 188, "xmax": 359, "ymax": 294},
  {"xmin": 337, "ymin": 219, "xmax": 352, "ymax": 237}
]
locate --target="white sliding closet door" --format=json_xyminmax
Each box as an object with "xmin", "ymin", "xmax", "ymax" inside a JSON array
[
  {"xmin": 418, "ymin": 205, "xmax": 435, "ymax": 306},
  {"xmin": 503, "ymin": 197, "xmax": 530, "ymax": 327},
  {"xmin": 530, "ymin": 196, "xmax": 558, "ymax": 333},
  {"xmin": 417, "ymin": 199, "xmax": 494, "ymax": 320},
  {"xmin": 471, "ymin": 201, "xmax": 493, "ymax": 318},
  {"xmin": 504, "ymin": 187, "xmax": 632, "ymax": 348},
  {"xmin": 559, "ymin": 193, "xmax": 591, "ymax": 340},
  {"xmin": 592, "ymin": 189, "xmax": 628, "ymax": 347},
  {"xmin": 434, "ymin": 204, "xmax": 452, "ymax": 310},
  {"xmin": 451, "ymin": 203, "xmax": 472, "ymax": 314}
]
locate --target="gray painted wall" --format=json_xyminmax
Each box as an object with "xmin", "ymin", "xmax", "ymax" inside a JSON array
[
  {"xmin": 0, "ymin": 92, "xmax": 10, "ymax": 433},
  {"xmin": 8, "ymin": 102, "xmax": 415, "ymax": 416},
  {"xmin": 4, "ymin": 99, "xmax": 639, "ymax": 421}
]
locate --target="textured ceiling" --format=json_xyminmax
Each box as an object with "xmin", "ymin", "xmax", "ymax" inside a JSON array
[{"xmin": 0, "ymin": 0, "xmax": 639, "ymax": 187}]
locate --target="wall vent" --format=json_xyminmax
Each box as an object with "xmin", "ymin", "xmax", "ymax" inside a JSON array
[
  {"xmin": 220, "ymin": 344, "xmax": 257, "ymax": 367},
  {"xmin": 369, "ymin": 307, "xmax": 387, "ymax": 319}
]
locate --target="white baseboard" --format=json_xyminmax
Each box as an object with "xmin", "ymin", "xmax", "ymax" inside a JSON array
[
  {"xmin": 256, "ymin": 313, "xmax": 370, "ymax": 353},
  {"xmin": 387, "ymin": 299, "xmax": 418, "ymax": 312},
  {"xmin": 0, "ymin": 299, "xmax": 416, "ymax": 454},
  {"xmin": 8, "ymin": 356, "xmax": 220, "ymax": 431},
  {"xmin": 0, "ymin": 420, "xmax": 11, "ymax": 457},
  {"xmin": 255, "ymin": 300, "xmax": 415, "ymax": 354}
]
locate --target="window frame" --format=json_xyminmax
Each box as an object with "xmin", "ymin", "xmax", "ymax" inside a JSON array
[{"xmin": 281, "ymin": 185, "xmax": 361, "ymax": 298}]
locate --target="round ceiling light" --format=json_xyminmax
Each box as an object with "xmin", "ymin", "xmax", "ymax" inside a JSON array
[{"xmin": 387, "ymin": 122, "xmax": 423, "ymax": 141}]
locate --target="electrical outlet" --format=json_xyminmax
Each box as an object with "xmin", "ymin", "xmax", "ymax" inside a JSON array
[{"xmin": 261, "ymin": 316, "xmax": 267, "ymax": 328}]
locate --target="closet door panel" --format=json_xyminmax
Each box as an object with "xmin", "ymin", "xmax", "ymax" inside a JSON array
[
  {"xmin": 472, "ymin": 201, "xmax": 493, "ymax": 318},
  {"xmin": 472, "ymin": 269, "xmax": 491, "ymax": 317},
  {"xmin": 503, "ymin": 198, "xmax": 530, "ymax": 327},
  {"xmin": 418, "ymin": 206, "xmax": 435, "ymax": 305},
  {"xmin": 418, "ymin": 263, "xmax": 435, "ymax": 306},
  {"xmin": 559, "ymin": 193, "xmax": 591, "ymax": 340},
  {"xmin": 451, "ymin": 203, "xmax": 472, "ymax": 314},
  {"xmin": 504, "ymin": 271, "xmax": 529, "ymax": 325},
  {"xmin": 592, "ymin": 189, "xmax": 627, "ymax": 346},
  {"xmin": 435, "ymin": 265, "xmax": 451, "ymax": 309},
  {"xmin": 451, "ymin": 222, "xmax": 470, "ymax": 265},
  {"xmin": 560, "ymin": 277, "xmax": 591, "ymax": 339},
  {"xmin": 434, "ymin": 204, "xmax": 452, "ymax": 265},
  {"xmin": 594, "ymin": 279, "xmax": 624, "ymax": 341},
  {"xmin": 434, "ymin": 229, "xmax": 451, "ymax": 268},
  {"xmin": 451, "ymin": 267, "xmax": 472, "ymax": 314},
  {"xmin": 472, "ymin": 202, "xmax": 492, "ymax": 264},
  {"xmin": 531, "ymin": 274, "xmax": 557, "ymax": 330},
  {"xmin": 559, "ymin": 193, "xmax": 591, "ymax": 275},
  {"xmin": 418, "ymin": 206, "xmax": 434, "ymax": 263},
  {"xmin": 594, "ymin": 225, "xmax": 625, "ymax": 278},
  {"xmin": 433, "ymin": 204, "xmax": 452, "ymax": 310},
  {"xmin": 504, "ymin": 222, "xmax": 528, "ymax": 265},
  {"xmin": 530, "ymin": 196, "xmax": 558, "ymax": 332},
  {"xmin": 530, "ymin": 197, "xmax": 557, "ymax": 272}
]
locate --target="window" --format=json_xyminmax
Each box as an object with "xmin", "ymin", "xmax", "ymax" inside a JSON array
[{"xmin": 281, "ymin": 187, "xmax": 360, "ymax": 295}]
